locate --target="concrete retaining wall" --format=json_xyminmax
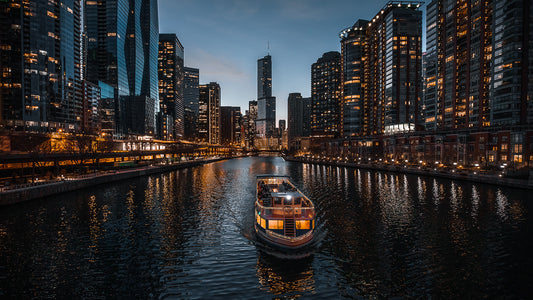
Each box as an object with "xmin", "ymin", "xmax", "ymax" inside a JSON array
[
  {"xmin": 0, "ymin": 158, "xmax": 224, "ymax": 206},
  {"xmin": 285, "ymin": 157, "xmax": 533, "ymax": 190}
]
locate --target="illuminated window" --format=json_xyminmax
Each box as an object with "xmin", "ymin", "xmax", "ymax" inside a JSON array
[
  {"xmin": 268, "ymin": 220, "xmax": 283, "ymax": 230},
  {"xmin": 296, "ymin": 220, "xmax": 310, "ymax": 230}
]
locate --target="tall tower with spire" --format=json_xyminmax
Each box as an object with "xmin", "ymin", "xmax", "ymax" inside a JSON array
[{"xmin": 256, "ymin": 53, "xmax": 276, "ymax": 136}]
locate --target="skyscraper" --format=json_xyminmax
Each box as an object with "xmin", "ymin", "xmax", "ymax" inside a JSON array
[
  {"xmin": 490, "ymin": 0, "xmax": 533, "ymax": 126},
  {"xmin": 365, "ymin": 2, "xmax": 422, "ymax": 135},
  {"xmin": 198, "ymin": 82, "xmax": 220, "ymax": 144},
  {"xmin": 158, "ymin": 33, "xmax": 184, "ymax": 139},
  {"xmin": 339, "ymin": 20, "xmax": 369, "ymax": 137},
  {"xmin": 256, "ymin": 55, "xmax": 276, "ymax": 136},
  {"xmin": 85, "ymin": 0, "xmax": 159, "ymax": 136},
  {"xmin": 311, "ymin": 51, "xmax": 342, "ymax": 137},
  {"xmin": 221, "ymin": 106, "xmax": 241, "ymax": 145},
  {"xmin": 423, "ymin": 0, "xmax": 439, "ymax": 131},
  {"xmin": 184, "ymin": 67, "xmax": 199, "ymax": 140},
  {"xmin": 0, "ymin": 0, "xmax": 83, "ymax": 131},
  {"xmin": 426, "ymin": 0, "xmax": 492, "ymax": 130},
  {"xmin": 184, "ymin": 67, "xmax": 200, "ymax": 116},
  {"xmin": 288, "ymin": 93, "xmax": 311, "ymax": 146}
]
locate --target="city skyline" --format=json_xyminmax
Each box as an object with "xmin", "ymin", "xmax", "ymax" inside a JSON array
[{"xmin": 158, "ymin": 0, "xmax": 419, "ymax": 123}]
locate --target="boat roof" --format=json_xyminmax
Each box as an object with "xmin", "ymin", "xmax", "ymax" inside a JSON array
[
  {"xmin": 256, "ymin": 174, "xmax": 291, "ymax": 179},
  {"xmin": 271, "ymin": 191, "xmax": 304, "ymax": 198}
]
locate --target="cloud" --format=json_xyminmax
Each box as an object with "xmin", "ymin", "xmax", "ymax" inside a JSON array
[{"xmin": 187, "ymin": 48, "xmax": 249, "ymax": 81}]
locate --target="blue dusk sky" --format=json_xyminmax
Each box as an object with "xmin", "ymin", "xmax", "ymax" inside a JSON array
[{"xmin": 159, "ymin": 0, "xmax": 426, "ymax": 123}]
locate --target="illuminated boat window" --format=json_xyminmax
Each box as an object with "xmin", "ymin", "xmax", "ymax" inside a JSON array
[
  {"xmin": 296, "ymin": 220, "xmax": 310, "ymax": 230},
  {"xmin": 268, "ymin": 219, "xmax": 284, "ymax": 230}
]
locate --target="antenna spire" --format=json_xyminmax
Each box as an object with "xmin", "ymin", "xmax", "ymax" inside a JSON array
[{"xmin": 267, "ymin": 41, "xmax": 270, "ymax": 55}]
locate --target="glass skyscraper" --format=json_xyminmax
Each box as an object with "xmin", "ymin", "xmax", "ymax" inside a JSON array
[
  {"xmin": 256, "ymin": 55, "xmax": 276, "ymax": 137},
  {"xmin": 158, "ymin": 33, "xmax": 184, "ymax": 139},
  {"xmin": 0, "ymin": 0, "xmax": 82, "ymax": 131},
  {"xmin": 85, "ymin": 0, "xmax": 159, "ymax": 136},
  {"xmin": 340, "ymin": 20, "xmax": 368, "ymax": 137}
]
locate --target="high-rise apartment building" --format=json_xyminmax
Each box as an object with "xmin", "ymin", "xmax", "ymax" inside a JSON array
[
  {"xmin": 365, "ymin": 2, "xmax": 422, "ymax": 135},
  {"xmin": 0, "ymin": 0, "xmax": 83, "ymax": 131},
  {"xmin": 423, "ymin": 0, "xmax": 439, "ymax": 131},
  {"xmin": 85, "ymin": 0, "xmax": 159, "ymax": 136},
  {"xmin": 426, "ymin": 0, "xmax": 492, "ymax": 130},
  {"xmin": 183, "ymin": 67, "xmax": 199, "ymax": 140},
  {"xmin": 490, "ymin": 0, "xmax": 533, "ymax": 126},
  {"xmin": 311, "ymin": 51, "xmax": 342, "ymax": 137},
  {"xmin": 198, "ymin": 82, "xmax": 220, "ymax": 144},
  {"xmin": 158, "ymin": 34, "xmax": 184, "ymax": 140},
  {"xmin": 339, "ymin": 20, "xmax": 369, "ymax": 137},
  {"xmin": 256, "ymin": 55, "xmax": 276, "ymax": 136}
]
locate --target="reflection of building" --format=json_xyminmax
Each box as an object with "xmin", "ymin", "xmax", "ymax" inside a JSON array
[
  {"xmin": 311, "ymin": 51, "xmax": 342, "ymax": 137},
  {"xmin": 184, "ymin": 67, "xmax": 200, "ymax": 140},
  {"xmin": 198, "ymin": 83, "xmax": 220, "ymax": 144},
  {"xmin": 85, "ymin": 0, "xmax": 159, "ymax": 136},
  {"xmin": 158, "ymin": 33, "xmax": 184, "ymax": 140},
  {"xmin": 221, "ymin": 106, "xmax": 242, "ymax": 146},
  {"xmin": 256, "ymin": 55, "xmax": 276, "ymax": 136},
  {"xmin": 365, "ymin": 2, "xmax": 422, "ymax": 136},
  {"xmin": 82, "ymin": 81, "xmax": 101, "ymax": 133},
  {"xmin": 0, "ymin": 0, "xmax": 83, "ymax": 132},
  {"xmin": 99, "ymin": 82, "xmax": 116, "ymax": 136},
  {"xmin": 340, "ymin": 20, "xmax": 368, "ymax": 137}
]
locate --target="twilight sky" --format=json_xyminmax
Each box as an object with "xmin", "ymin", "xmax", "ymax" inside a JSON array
[{"xmin": 159, "ymin": 0, "xmax": 426, "ymax": 123}]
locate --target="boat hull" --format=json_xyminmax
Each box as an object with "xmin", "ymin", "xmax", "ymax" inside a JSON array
[{"xmin": 254, "ymin": 223, "xmax": 314, "ymax": 250}]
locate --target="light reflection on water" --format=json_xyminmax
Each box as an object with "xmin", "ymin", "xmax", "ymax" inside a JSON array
[{"xmin": 0, "ymin": 157, "xmax": 531, "ymax": 298}]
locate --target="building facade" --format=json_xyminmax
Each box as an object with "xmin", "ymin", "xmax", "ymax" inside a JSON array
[
  {"xmin": 221, "ymin": 106, "xmax": 242, "ymax": 146},
  {"xmin": 311, "ymin": 51, "xmax": 342, "ymax": 137},
  {"xmin": 0, "ymin": 0, "xmax": 83, "ymax": 132},
  {"xmin": 425, "ymin": 0, "xmax": 492, "ymax": 130},
  {"xmin": 288, "ymin": 93, "xmax": 311, "ymax": 150},
  {"xmin": 158, "ymin": 33, "xmax": 184, "ymax": 140},
  {"xmin": 490, "ymin": 0, "xmax": 533, "ymax": 126},
  {"xmin": 339, "ymin": 20, "xmax": 369, "ymax": 137},
  {"xmin": 183, "ymin": 67, "xmax": 199, "ymax": 140},
  {"xmin": 198, "ymin": 82, "xmax": 220, "ymax": 144},
  {"xmin": 256, "ymin": 55, "xmax": 276, "ymax": 136},
  {"xmin": 366, "ymin": 2, "xmax": 423, "ymax": 136},
  {"xmin": 85, "ymin": 0, "xmax": 159, "ymax": 136}
]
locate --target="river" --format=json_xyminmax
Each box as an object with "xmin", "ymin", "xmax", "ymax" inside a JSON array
[{"xmin": 0, "ymin": 156, "xmax": 531, "ymax": 298}]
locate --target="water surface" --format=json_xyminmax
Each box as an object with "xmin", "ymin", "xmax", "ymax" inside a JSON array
[{"xmin": 1, "ymin": 157, "xmax": 531, "ymax": 298}]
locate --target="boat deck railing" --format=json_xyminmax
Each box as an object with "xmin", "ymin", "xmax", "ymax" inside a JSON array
[{"xmin": 255, "ymin": 202, "xmax": 314, "ymax": 219}]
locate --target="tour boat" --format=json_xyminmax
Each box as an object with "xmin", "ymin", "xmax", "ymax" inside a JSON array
[{"xmin": 255, "ymin": 175, "xmax": 315, "ymax": 249}]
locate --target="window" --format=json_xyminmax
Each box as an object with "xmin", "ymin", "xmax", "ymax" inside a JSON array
[
  {"xmin": 256, "ymin": 213, "xmax": 266, "ymax": 229},
  {"xmin": 268, "ymin": 220, "xmax": 283, "ymax": 230},
  {"xmin": 296, "ymin": 220, "xmax": 310, "ymax": 230}
]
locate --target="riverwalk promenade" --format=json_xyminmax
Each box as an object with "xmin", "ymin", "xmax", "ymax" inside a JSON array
[
  {"xmin": 0, "ymin": 157, "xmax": 228, "ymax": 206},
  {"xmin": 285, "ymin": 156, "xmax": 533, "ymax": 190}
]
